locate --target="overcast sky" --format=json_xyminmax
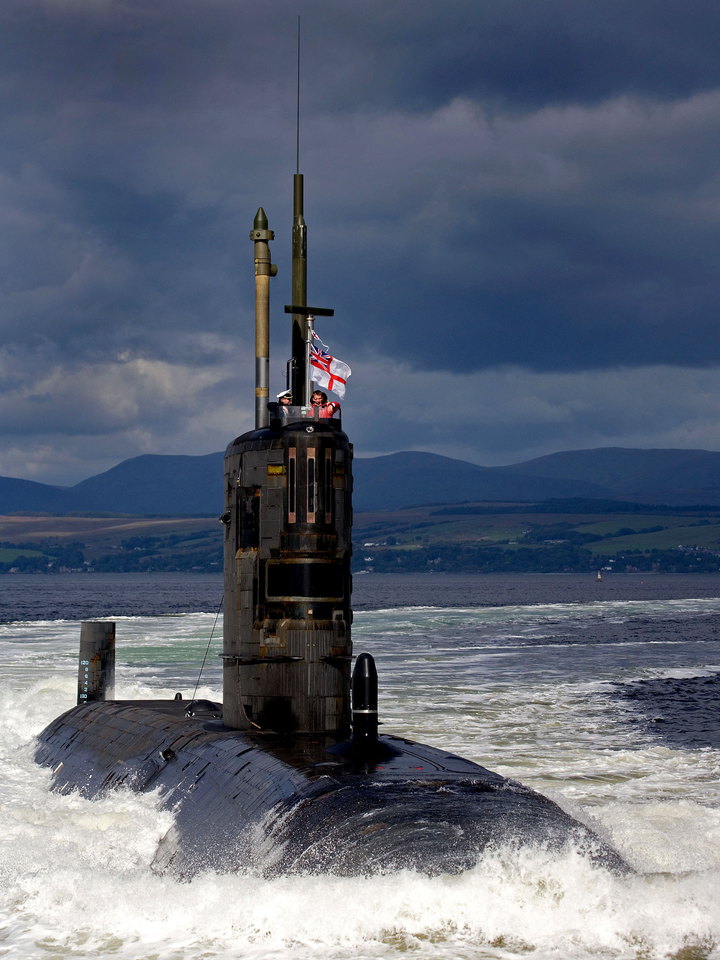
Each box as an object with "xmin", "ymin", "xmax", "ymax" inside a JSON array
[{"xmin": 2, "ymin": 0, "xmax": 720, "ymax": 484}]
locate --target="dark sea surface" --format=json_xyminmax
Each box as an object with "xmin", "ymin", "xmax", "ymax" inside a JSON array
[
  {"xmin": 3, "ymin": 570, "xmax": 720, "ymax": 621},
  {"xmin": 1, "ymin": 571, "xmax": 720, "ymax": 959}
]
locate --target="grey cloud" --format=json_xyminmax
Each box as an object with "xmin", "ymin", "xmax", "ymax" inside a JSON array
[
  {"xmin": 4, "ymin": 356, "xmax": 720, "ymax": 487},
  {"xmin": 346, "ymin": 361, "xmax": 720, "ymax": 467},
  {"xmin": 308, "ymin": 0, "xmax": 720, "ymax": 112},
  {"xmin": 4, "ymin": 1, "xmax": 720, "ymax": 373},
  {"xmin": 2, "ymin": 0, "xmax": 720, "ymax": 480},
  {"xmin": 0, "ymin": 348, "xmax": 257, "ymax": 483},
  {"xmin": 8, "ymin": 1, "xmax": 720, "ymax": 116},
  {"xmin": 307, "ymin": 93, "xmax": 720, "ymax": 372}
]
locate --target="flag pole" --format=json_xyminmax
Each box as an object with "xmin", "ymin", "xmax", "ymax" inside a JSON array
[
  {"xmin": 284, "ymin": 304, "xmax": 334, "ymax": 401},
  {"xmin": 306, "ymin": 314, "xmax": 315, "ymax": 405}
]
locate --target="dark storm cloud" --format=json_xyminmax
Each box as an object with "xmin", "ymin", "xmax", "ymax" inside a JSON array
[
  {"xmin": 7, "ymin": 0, "xmax": 720, "ymax": 112},
  {"xmin": 309, "ymin": 91, "xmax": 720, "ymax": 372},
  {"xmin": 2, "ymin": 0, "xmax": 720, "ymax": 479},
  {"xmin": 3, "ymin": 0, "xmax": 720, "ymax": 371},
  {"xmin": 302, "ymin": 0, "xmax": 720, "ymax": 112}
]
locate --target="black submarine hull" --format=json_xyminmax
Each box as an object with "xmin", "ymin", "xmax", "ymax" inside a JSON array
[
  {"xmin": 36, "ymin": 699, "xmax": 629, "ymax": 877},
  {"xmin": 34, "ymin": 196, "xmax": 631, "ymax": 880}
]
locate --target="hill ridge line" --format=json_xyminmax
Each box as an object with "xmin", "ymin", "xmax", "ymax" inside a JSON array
[{"xmin": 4, "ymin": 446, "xmax": 720, "ymax": 514}]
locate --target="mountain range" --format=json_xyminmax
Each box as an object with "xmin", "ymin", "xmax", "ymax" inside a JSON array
[{"xmin": 3, "ymin": 446, "xmax": 720, "ymax": 516}]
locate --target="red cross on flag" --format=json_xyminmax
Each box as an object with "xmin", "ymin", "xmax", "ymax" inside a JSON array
[{"xmin": 310, "ymin": 337, "xmax": 351, "ymax": 398}]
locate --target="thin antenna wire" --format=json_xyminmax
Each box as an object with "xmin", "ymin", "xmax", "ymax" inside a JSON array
[
  {"xmin": 191, "ymin": 593, "xmax": 223, "ymax": 703},
  {"xmin": 296, "ymin": 15, "xmax": 300, "ymax": 174}
]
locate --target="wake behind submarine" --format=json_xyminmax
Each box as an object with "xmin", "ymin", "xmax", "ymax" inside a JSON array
[{"xmin": 35, "ymin": 173, "xmax": 629, "ymax": 877}]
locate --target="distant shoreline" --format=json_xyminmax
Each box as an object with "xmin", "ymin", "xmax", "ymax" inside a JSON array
[{"xmin": 4, "ymin": 501, "xmax": 720, "ymax": 576}]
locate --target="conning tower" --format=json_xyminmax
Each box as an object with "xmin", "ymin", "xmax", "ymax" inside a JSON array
[{"xmin": 222, "ymin": 176, "xmax": 353, "ymax": 734}]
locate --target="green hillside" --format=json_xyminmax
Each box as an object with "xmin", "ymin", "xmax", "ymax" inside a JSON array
[{"xmin": 353, "ymin": 501, "xmax": 720, "ymax": 574}]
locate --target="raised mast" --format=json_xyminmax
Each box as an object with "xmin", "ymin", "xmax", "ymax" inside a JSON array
[
  {"xmin": 291, "ymin": 174, "xmax": 308, "ymax": 403},
  {"xmin": 251, "ymin": 207, "xmax": 276, "ymax": 429}
]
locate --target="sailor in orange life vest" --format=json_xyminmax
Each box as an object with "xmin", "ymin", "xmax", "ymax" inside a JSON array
[{"xmin": 310, "ymin": 390, "xmax": 340, "ymax": 417}]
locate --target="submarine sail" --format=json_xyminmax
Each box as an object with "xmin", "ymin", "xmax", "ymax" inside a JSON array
[{"xmin": 34, "ymin": 177, "xmax": 630, "ymax": 878}]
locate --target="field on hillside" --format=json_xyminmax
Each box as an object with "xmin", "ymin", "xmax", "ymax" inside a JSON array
[
  {"xmin": 355, "ymin": 505, "xmax": 720, "ymax": 544},
  {"xmin": 2, "ymin": 501, "xmax": 720, "ymax": 574},
  {"xmin": 0, "ymin": 515, "xmax": 221, "ymax": 572},
  {"xmin": 353, "ymin": 501, "xmax": 720, "ymax": 574}
]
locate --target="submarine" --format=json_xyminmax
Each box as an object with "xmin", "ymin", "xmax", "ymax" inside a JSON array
[{"xmin": 35, "ymin": 172, "xmax": 629, "ymax": 877}]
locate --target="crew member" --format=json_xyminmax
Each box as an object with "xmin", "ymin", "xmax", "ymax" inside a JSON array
[
  {"xmin": 276, "ymin": 390, "xmax": 293, "ymax": 418},
  {"xmin": 310, "ymin": 390, "xmax": 340, "ymax": 418}
]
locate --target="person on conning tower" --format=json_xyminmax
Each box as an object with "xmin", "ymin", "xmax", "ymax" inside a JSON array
[
  {"xmin": 310, "ymin": 390, "xmax": 339, "ymax": 418},
  {"xmin": 276, "ymin": 389, "xmax": 293, "ymax": 417}
]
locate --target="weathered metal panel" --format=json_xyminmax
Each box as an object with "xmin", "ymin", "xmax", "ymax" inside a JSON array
[{"xmin": 223, "ymin": 419, "xmax": 353, "ymax": 734}]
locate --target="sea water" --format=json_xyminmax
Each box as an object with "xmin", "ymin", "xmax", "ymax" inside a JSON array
[{"xmin": 1, "ymin": 573, "xmax": 719, "ymax": 960}]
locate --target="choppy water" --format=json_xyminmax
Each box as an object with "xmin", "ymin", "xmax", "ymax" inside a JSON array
[{"xmin": 1, "ymin": 573, "xmax": 719, "ymax": 959}]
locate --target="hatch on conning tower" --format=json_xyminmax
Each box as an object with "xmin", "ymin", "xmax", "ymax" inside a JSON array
[{"xmin": 221, "ymin": 175, "xmax": 353, "ymax": 735}]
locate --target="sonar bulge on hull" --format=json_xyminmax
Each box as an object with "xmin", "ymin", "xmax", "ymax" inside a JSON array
[{"xmin": 35, "ymin": 174, "xmax": 630, "ymax": 878}]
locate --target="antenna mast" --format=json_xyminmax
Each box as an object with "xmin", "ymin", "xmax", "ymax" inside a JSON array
[
  {"xmin": 291, "ymin": 15, "xmax": 308, "ymax": 403},
  {"xmin": 296, "ymin": 15, "xmax": 300, "ymax": 176}
]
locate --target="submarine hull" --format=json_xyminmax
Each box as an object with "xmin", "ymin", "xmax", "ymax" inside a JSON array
[
  {"xmin": 36, "ymin": 699, "xmax": 629, "ymax": 877},
  {"xmin": 33, "ymin": 197, "xmax": 632, "ymax": 880}
]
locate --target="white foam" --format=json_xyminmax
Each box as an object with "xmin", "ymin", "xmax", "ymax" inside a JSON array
[
  {"xmin": 1, "ymin": 603, "xmax": 719, "ymax": 959},
  {"xmin": 3, "ymin": 821, "xmax": 720, "ymax": 960}
]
